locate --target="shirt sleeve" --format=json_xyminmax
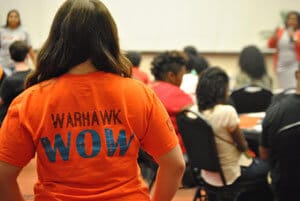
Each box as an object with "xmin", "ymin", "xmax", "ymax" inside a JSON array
[
  {"xmin": 0, "ymin": 100, "xmax": 35, "ymax": 167},
  {"xmin": 220, "ymin": 105, "xmax": 240, "ymax": 132},
  {"xmin": 140, "ymin": 91, "xmax": 179, "ymax": 160},
  {"xmin": 268, "ymin": 28, "xmax": 281, "ymax": 48}
]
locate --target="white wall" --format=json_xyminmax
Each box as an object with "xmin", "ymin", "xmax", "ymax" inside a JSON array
[{"xmin": 0, "ymin": 0, "xmax": 299, "ymax": 52}]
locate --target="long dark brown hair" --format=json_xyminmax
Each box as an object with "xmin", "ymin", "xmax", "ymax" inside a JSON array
[
  {"xmin": 239, "ymin": 45, "xmax": 267, "ymax": 79},
  {"xmin": 196, "ymin": 67, "xmax": 229, "ymax": 111},
  {"xmin": 26, "ymin": 0, "xmax": 131, "ymax": 88}
]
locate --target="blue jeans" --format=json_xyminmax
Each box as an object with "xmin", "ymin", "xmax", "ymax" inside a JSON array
[{"xmin": 207, "ymin": 158, "xmax": 273, "ymax": 201}]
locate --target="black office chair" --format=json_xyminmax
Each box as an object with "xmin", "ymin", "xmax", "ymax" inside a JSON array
[
  {"xmin": 176, "ymin": 109, "xmax": 272, "ymax": 201},
  {"xmin": 272, "ymin": 121, "xmax": 300, "ymax": 201},
  {"xmin": 230, "ymin": 85, "xmax": 273, "ymax": 114},
  {"xmin": 176, "ymin": 109, "xmax": 246, "ymax": 201}
]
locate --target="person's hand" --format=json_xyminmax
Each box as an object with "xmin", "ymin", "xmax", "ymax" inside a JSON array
[
  {"xmin": 287, "ymin": 26, "xmax": 295, "ymax": 38},
  {"xmin": 287, "ymin": 27, "xmax": 298, "ymax": 43},
  {"xmin": 244, "ymin": 149, "xmax": 255, "ymax": 158}
]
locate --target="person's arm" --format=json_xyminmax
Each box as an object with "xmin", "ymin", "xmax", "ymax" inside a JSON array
[
  {"xmin": 151, "ymin": 145, "xmax": 185, "ymax": 201},
  {"xmin": 225, "ymin": 105, "xmax": 248, "ymax": 152},
  {"xmin": 268, "ymin": 27, "xmax": 280, "ymax": 48},
  {"xmin": 293, "ymin": 30, "xmax": 300, "ymax": 51},
  {"xmin": 24, "ymin": 29, "xmax": 36, "ymax": 67},
  {"xmin": 294, "ymin": 39, "xmax": 300, "ymax": 50},
  {"xmin": 28, "ymin": 47, "xmax": 36, "ymax": 67},
  {"xmin": 231, "ymin": 126, "xmax": 248, "ymax": 152},
  {"xmin": 0, "ymin": 161, "xmax": 24, "ymax": 201}
]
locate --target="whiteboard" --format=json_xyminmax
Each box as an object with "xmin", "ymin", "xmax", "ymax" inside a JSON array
[{"xmin": 0, "ymin": 0, "xmax": 299, "ymax": 52}]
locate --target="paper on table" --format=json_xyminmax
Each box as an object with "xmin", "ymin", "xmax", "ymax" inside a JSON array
[
  {"xmin": 244, "ymin": 112, "xmax": 265, "ymax": 118},
  {"xmin": 252, "ymin": 124, "xmax": 262, "ymax": 132},
  {"xmin": 239, "ymin": 115, "xmax": 261, "ymax": 129}
]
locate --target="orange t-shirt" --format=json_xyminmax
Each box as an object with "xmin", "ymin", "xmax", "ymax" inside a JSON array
[{"xmin": 0, "ymin": 71, "xmax": 178, "ymax": 201}]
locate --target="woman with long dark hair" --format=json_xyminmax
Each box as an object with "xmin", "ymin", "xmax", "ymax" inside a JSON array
[{"xmin": 0, "ymin": 1, "xmax": 185, "ymax": 200}]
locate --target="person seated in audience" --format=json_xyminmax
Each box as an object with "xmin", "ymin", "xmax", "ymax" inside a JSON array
[
  {"xmin": 195, "ymin": 67, "xmax": 269, "ymax": 187},
  {"xmin": 234, "ymin": 45, "xmax": 272, "ymax": 90},
  {"xmin": 125, "ymin": 51, "xmax": 150, "ymax": 84},
  {"xmin": 260, "ymin": 65, "xmax": 300, "ymax": 201},
  {"xmin": 183, "ymin": 45, "xmax": 198, "ymax": 57},
  {"xmin": 150, "ymin": 51, "xmax": 194, "ymax": 156},
  {"xmin": 0, "ymin": 40, "xmax": 32, "ymax": 125},
  {"xmin": 180, "ymin": 53, "xmax": 209, "ymax": 102}
]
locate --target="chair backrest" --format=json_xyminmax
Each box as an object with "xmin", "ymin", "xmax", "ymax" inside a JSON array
[
  {"xmin": 272, "ymin": 121, "xmax": 300, "ymax": 200},
  {"xmin": 230, "ymin": 85, "xmax": 273, "ymax": 114},
  {"xmin": 176, "ymin": 109, "xmax": 227, "ymax": 185}
]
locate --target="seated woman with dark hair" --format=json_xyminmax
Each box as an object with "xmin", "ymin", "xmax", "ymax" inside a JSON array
[
  {"xmin": 0, "ymin": 40, "xmax": 32, "ymax": 124},
  {"xmin": 234, "ymin": 45, "xmax": 272, "ymax": 90},
  {"xmin": 150, "ymin": 51, "xmax": 194, "ymax": 156},
  {"xmin": 180, "ymin": 54, "xmax": 209, "ymax": 102},
  {"xmin": 195, "ymin": 67, "xmax": 269, "ymax": 187}
]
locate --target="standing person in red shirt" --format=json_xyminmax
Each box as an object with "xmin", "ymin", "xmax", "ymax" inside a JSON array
[
  {"xmin": 0, "ymin": 1, "xmax": 185, "ymax": 200},
  {"xmin": 126, "ymin": 51, "xmax": 150, "ymax": 84},
  {"xmin": 150, "ymin": 51, "xmax": 194, "ymax": 156}
]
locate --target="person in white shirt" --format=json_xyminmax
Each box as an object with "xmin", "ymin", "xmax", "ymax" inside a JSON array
[
  {"xmin": 0, "ymin": 9, "xmax": 35, "ymax": 75},
  {"xmin": 180, "ymin": 46, "xmax": 209, "ymax": 102}
]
